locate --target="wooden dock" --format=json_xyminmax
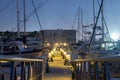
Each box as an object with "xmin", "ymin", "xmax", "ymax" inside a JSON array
[{"xmin": 44, "ymin": 52, "xmax": 72, "ymax": 80}]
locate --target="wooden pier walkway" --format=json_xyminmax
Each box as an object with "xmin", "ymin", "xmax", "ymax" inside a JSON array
[{"xmin": 44, "ymin": 52, "xmax": 72, "ymax": 80}]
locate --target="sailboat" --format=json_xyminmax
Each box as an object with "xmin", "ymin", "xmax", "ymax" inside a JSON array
[{"xmin": 0, "ymin": 0, "xmax": 43, "ymax": 58}]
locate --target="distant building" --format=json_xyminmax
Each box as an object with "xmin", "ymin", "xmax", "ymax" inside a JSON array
[{"xmin": 39, "ymin": 29, "xmax": 76, "ymax": 47}]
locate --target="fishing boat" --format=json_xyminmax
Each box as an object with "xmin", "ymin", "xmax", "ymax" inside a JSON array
[{"xmin": 70, "ymin": 0, "xmax": 120, "ymax": 61}]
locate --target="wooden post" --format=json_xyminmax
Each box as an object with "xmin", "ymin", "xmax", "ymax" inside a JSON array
[
  {"xmin": 10, "ymin": 62, "xmax": 16, "ymax": 80},
  {"xmin": 20, "ymin": 62, "xmax": 26, "ymax": 80},
  {"xmin": 103, "ymin": 62, "xmax": 110, "ymax": 80},
  {"xmin": 94, "ymin": 62, "xmax": 100, "ymax": 80}
]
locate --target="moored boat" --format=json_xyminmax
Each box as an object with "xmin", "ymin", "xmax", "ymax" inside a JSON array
[{"xmin": 0, "ymin": 40, "xmax": 43, "ymax": 58}]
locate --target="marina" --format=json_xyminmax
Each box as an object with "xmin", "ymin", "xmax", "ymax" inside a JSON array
[{"xmin": 0, "ymin": 0, "xmax": 120, "ymax": 80}]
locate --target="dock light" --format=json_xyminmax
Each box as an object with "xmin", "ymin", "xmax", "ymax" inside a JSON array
[
  {"xmin": 48, "ymin": 52, "xmax": 52, "ymax": 57},
  {"xmin": 66, "ymin": 54, "xmax": 70, "ymax": 59},
  {"xmin": 55, "ymin": 43, "xmax": 59, "ymax": 46},
  {"xmin": 76, "ymin": 63, "xmax": 81, "ymax": 66},
  {"xmin": 63, "ymin": 52, "xmax": 67, "ymax": 55},
  {"xmin": 46, "ymin": 43, "xmax": 50, "ymax": 46},
  {"xmin": 63, "ymin": 43, "xmax": 67, "ymax": 46}
]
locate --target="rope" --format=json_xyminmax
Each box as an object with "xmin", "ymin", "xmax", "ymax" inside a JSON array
[
  {"xmin": 31, "ymin": 0, "xmax": 43, "ymax": 30},
  {"xmin": 0, "ymin": 0, "xmax": 14, "ymax": 14}
]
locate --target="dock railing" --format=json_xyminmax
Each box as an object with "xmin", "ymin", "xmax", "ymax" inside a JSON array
[
  {"xmin": 0, "ymin": 55, "xmax": 43, "ymax": 80},
  {"xmin": 70, "ymin": 55, "xmax": 120, "ymax": 80}
]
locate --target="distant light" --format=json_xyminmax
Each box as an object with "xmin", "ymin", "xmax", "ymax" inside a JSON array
[
  {"xmin": 46, "ymin": 43, "xmax": 50, "ymax": 46},
  {"xmin": 24, "ymin": 45, "xmax": 28, "ymax": 48},
  {"xmin": 111, "ymin": 33, "xmax": 119, "ymax": 41}
]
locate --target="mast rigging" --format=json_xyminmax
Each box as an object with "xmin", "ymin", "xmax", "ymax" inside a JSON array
[{"xmin": 89, "ymin": 0, "xmax": 104, "ymax": 53}]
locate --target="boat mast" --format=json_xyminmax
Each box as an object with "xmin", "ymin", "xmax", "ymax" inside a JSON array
[
  {"xmin": 93, "ymin": 0, "xmax": 95, "ymax": 25},
  {"xmin": 16, "ymin": 0, "xmax": 20, "ymax": 38},
  {"xmin": 92, "ymin": 0, "xmax": 95, "ymax": 52},
  {"xmin": 78, "ymin": 6, "xmax": 80, "ymax": 40},
  {"xmin": 23, "ymin": 0, "xmax": 26, "ymax": 36},
  {"xmin": 81, "ymin": 8, "xmax": 83, "ymax": 40},
  {"xmin": 101, "ymin": 1, "xmax": 104, "ymax": 42},
  {"xmin": 92, "ymin": 0, "xmax": 96, "ymax": 45}
]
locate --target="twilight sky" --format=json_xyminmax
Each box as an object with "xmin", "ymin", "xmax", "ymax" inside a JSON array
[{"xmin": 0, "ymin": 0, "xmax": 120, "ymax": 39}]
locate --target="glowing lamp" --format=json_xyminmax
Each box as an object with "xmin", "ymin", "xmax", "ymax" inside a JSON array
[
  {"xmin": 55, "ymin": 43, "xmax": 59, "ymax": 46},
  {"xmin": 63, "ymin": 43, "xmax": 67, "ymax": 46}
]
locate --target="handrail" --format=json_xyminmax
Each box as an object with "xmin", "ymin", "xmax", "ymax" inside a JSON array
[
  {"xmin": 0, "ymin": 55, "xmax": 43, "ymax": 62},
  {"xmin": 71, "ymin": 55, "xmax": 120, "ymax": 80},
  {"xmin": 74, "ymin": 55, "xmax": 120, "ymax": 62},
  {"xmin": 0, "ymin": 55, "xmax": 43, "ymax": 80}
]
